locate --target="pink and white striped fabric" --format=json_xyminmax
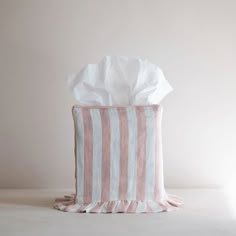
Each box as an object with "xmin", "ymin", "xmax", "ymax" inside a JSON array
[{"xmin": 54, "ymin": 105, "xmax": 182, "ymax": 213}]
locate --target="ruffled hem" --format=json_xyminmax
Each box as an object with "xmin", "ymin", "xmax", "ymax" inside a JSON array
[{"xmin": 53, "ymin": 194, "xmax": 183, "ymax": 213}]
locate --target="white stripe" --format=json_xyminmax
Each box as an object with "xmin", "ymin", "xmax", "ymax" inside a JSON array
[
  {"xmin": 108, "ymin": 108, "xmax": 120, "ymax": 200},
  {"xmin": 136, "ymin": 201, "xmax": 147, "ymax": 213},
  {"xmin": 73, "ymin": 108, "xmax": 84, "ymax": 204},
  {"xmin": 144, "ymin": 107, "xmax": 156, "ymax": 200},
  {"xmin": 127, "ymin": 107, "xmax": 137, "ymax": 200},
  {"xmin": 90, "ymin": 109, "xmax": 102, "ymax": 201}
]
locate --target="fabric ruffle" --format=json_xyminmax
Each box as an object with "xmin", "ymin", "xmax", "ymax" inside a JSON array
[{"xmin": 54, "ymin": 194, "xmax": 183, "ymax": 213}]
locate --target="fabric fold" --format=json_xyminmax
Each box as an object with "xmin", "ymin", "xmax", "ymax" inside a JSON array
[{"xmin": 54, "ymin": 193, "xmax": 183, "ymax": 213}]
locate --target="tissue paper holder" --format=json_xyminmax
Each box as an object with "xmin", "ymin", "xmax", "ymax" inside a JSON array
[{"xmin": 54, "ymin": 104, "xmax": 182, "ymax": 213}]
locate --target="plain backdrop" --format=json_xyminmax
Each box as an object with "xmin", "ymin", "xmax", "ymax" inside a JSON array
[{"xmin": 0, "ymin": 0, "xmax": 236, "ymax": 189}]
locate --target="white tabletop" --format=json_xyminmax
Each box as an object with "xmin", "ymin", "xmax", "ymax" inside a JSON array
[{"xmin": 0, "ymin": 189, "xmax": 235, "ymax": 236}]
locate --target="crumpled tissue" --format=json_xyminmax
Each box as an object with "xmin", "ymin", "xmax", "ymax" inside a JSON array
[{"xmin": 67, "ymin": 56, "xmax": 173, "ymax": 106}]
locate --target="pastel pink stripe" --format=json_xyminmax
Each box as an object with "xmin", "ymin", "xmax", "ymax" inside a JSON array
[
  {"xmin": 127, "ymin": 201, "xmax": 138, "ymax": 213},
  {"xmin": 100, "ymin": 109, "xmax": 111, "ymax": 202},
  {"xmin": 106, "ymin": 201, "xmax": 116, "ymax": 212},
  {"xmin": 117, "ymin": 108, "xmax": 129, "ymax": 200},
  {"xmin": 154, "ymin": 106, "xmax": 162, "ymax": 201},
  {"xmin": 116, "ymin": 200, "xmax": 130, "ymax": 212},
  {"xmin": 136, "ymin": 107, "xmax": 146, "ymax": 201},
  {"xmin": 146, "ymin": 202, "xmax": 153, "ymax": 212},
  {"xmin": 82, "ymin": 109, "xmax": 93, "ymax": 204},
  {"xmin": 90, "ymin": 202, "xmax": 104, "ymax": 213},
  {"xmin": 72, "ymin": 108, "xmax": 78, "ymax": 200}
]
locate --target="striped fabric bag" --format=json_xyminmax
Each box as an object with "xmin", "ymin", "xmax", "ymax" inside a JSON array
[{"xmin": 54, "ymin": 105, "xmax": 182, "ymax": 213}]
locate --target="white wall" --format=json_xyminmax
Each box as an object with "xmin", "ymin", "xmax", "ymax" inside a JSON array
[{"xmin": 1, "ymin": 0, "xmax": 236, "ymax": 188}]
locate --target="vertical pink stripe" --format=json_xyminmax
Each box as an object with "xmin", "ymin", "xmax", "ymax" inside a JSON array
[
  {"xmin": 116, "ymin": 200, "xmax": 130, "ymax": 212},
  {"xmin": 100, "ymin": 109, "xmax": 111, "ymax": 202},
  {"xmin": 117, "ymin": 108, "xmax": 129, "ymax": 200},
  {"xmin": 72, "ymin": 107, "xmax": 78, "ymax": 201},
  {"xmin": 90, "ymin": 202, "xmax": 104, "ymax": 213},
  {"xmin": 146, "ymin": 202, "xmax": 153, "ymax": 213},
  {"xmin": 82, "ymin": 109, "xmax": 93, "ymax": 204},
  {"xmin": 127, "ymin": 201, "xmax": 138, "ymax": 213},
  {"xmin": 136, "ymin": 107, "xmax": 146, "ymax": 201},
  {"xmin": 154, "ymin": 106, "xmax": 163, "ymax": 201},
  {"xmin": 106, "ymin": 201, "xmax": 116, "ymax": 213}
]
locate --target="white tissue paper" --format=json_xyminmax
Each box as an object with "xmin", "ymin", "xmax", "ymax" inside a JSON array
[{"xmin": 67, "ymin": 56, "xmax": 173, "ymax": 106}]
